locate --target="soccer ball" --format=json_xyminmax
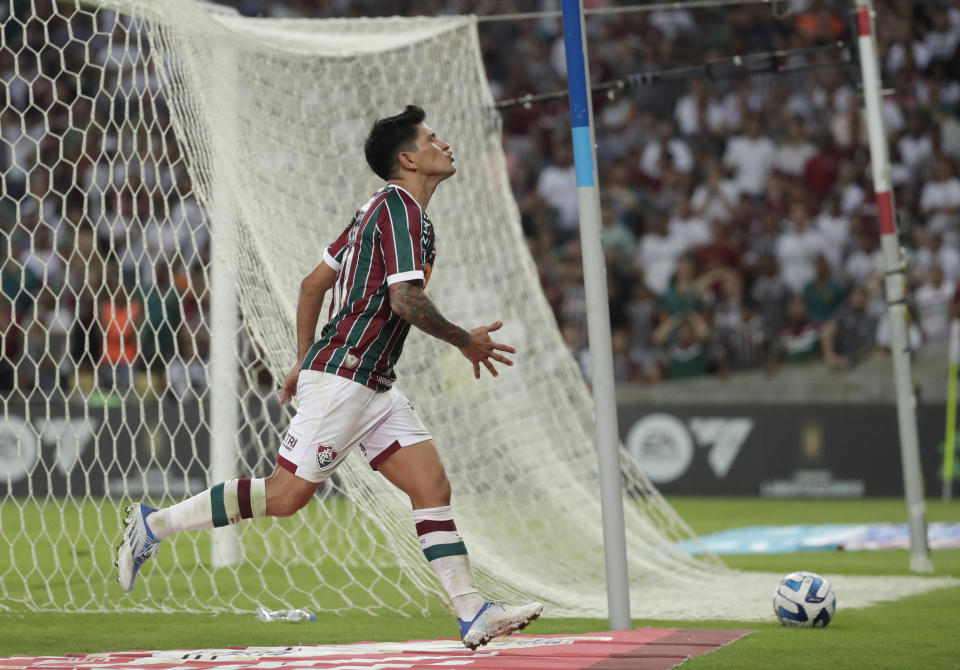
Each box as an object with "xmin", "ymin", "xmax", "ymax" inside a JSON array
[{"xmin": 772, "ymin": 571, "xmax": 837, "ymax": 628}]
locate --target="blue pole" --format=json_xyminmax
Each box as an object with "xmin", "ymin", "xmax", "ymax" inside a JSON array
[{"xmin": 561, "ymin": 0, "xmax": 631, "ymax": 630}]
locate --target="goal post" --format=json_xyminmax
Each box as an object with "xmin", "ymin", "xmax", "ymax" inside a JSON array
[{"xmin": 853, "ymin": 0, "xmax": 932, "ymax": 573}]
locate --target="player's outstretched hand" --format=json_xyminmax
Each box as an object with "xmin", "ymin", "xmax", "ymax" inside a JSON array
[
  {"xmin": 280, "ymin": 364, "xmax": 300, "ymax": 404},
  {"xmin": 459, "ymin": 320, "xmax": 516, "ymax": 379}
]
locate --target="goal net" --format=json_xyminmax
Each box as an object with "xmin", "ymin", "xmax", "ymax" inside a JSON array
[
  {"xmin": 0, "ymin": 0, "xmax": 722, "ymax": 618},
  {"xmin": 2, "ymin": 0, "xmax": 951, "ymax": 622}
]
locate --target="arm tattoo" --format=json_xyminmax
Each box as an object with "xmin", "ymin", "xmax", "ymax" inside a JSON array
[{"xmin": 389, "ymin": 282, "xmax": 470, "ymax": 347}]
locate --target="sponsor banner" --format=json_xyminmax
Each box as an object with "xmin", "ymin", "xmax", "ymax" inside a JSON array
[
  {"xmin": 619, "ymin": 403, "xmax": 948, "ymax": 497},
  {"xmin": 0, "ymin": 395, "xmax": 289, "ymax": 497},
  {"xmin": 0, "ymin": 628, "xmax": 751, "ymax": 670}
]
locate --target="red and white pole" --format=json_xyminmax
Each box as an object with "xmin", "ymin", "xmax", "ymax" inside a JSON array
[{"xmin": 855, "ymin": 0, "xmax": 932, "ymax": 572}]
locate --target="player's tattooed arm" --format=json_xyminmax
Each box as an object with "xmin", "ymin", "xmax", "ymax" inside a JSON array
[{"xmin": 389, "ymin": 281, "xmax": 470, "ymax": 347}]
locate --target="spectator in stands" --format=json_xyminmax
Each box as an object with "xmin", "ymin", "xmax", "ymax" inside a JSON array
[
  {"xmin": 915, "ymin": 264, "xmax": 956, "ymax": 346},
  {"xmin": 0, "ymin": 294, "xmax": 19, "ymax": 392},
  {"xmin": 140, "ymin": 261, "xmax": 182, "ymax": 378},
  {"xmin": 22, "ymin": 288, "xmax": 72, "ymax": 392},
  {"xmin": 723, "ymin": 115, "xmax": 776, "ymax": 199},
  {"xmin": 600, "ymin": 202, "xmax": 636, "ymax": 274},
  {"xmin": 777, "ymin": 202, "xmax": 826, "ymax": 295},
  {"xmin": 934, "ymin": 107, "xmax": 960, "ymax": 165},
  {"xmin": 923, "ymin": 8, "xmax": 959, "ymax": 66},
  {"xmin": 640, "ymin": 120, "xmax": 694, "ymax": 181},
  {"xmin": 913, "ymin": 230, "xmax": 960, "ymax": 284},
  {"xmin": 802, "ymin": 255, "xmax": 846, "ymax": 323},
  {"xmin": 774, "ymin": 296, "xmax": 821, "ymax": 366},
  {"xmin": 920, "ymin": 156, "xmax": 960, "ymax": 247},
  {"xmin": 898, "ymin": 112, "xmax": 935, "ymax": 177},
  {"xmin": 803, "ymin": 133, "xmax": 841, "ymax": 198},
  {"xmin": 97, "ymin": 266, "xmax": 142, "ymax": 393},
  {"xmin": 694, "ymin": 220, "xmax": 742, "ymax": 276},
  {"xmin": 689, "ymin": 159, "xmax": 739, "ymax": 224},
  {"xmin": 19, "ymin": 222, "xmax": 65, "ymax": 291},
  {"xmin": 536, "ymin": 139, "xmax": 579, "ymax": 242},
  {"xmin": 635, "ymin": 209, "xmax": 687, "ymax": 296},
  {"xmin": 821, "ymin": 286, "xmax": 877, "ymax": 370},
  {"xmin": 658, "ymin": 254, "xmax": 706, "ymax": 317},
  {"xmin": 836, "ymin": 162, "xmax": 867, "ymax": 215},
  {"xmin": 774, "ymin": 117, "xmax": 817, "ymax": 178},
  {"xmin": 625, "ymin": 280, "xmax": 663, "ymax": 383},
  {"xmin": 814, "ymin": 191, "xmax": 850, "ymax": 272},
  {"xmin": 751, "ymin": 254, "xmax": 791, "ymax": 341},
  {"xmin": 714, "ymin": 297, "xmax": 769, "ymax": 376},
  {"xmin": 674, "ymin": 79, "xmax": 733, "ymax": 139},
  {"xmin": 844, "ymin": 221, "xmax": 885, "ymax": 298},
  {"xmin": 669, "ymin": 199, "xmax": 712, "ymax": 251},
  {"xmin": 652, "ymin": 311, "xmax": 712, "ymax": 380}
]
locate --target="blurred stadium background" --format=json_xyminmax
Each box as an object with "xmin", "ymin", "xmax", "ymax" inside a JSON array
[
  {"xmin": 2, "ymin": 0, "xmax": 957, "ymax": 496},
  {"xmin": 1, "ymin": 0, "xmax": 959, "ymax": 661}
]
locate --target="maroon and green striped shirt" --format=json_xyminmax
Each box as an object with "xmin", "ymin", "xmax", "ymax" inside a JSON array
[{"xmin": 301, "ymin": 185, "xmax": 436, "ymax": 392}]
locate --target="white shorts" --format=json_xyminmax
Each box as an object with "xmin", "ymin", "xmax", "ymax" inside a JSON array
[{"xmin": 277, "ymin": 370, "xmax": 431, "ymax": 483}]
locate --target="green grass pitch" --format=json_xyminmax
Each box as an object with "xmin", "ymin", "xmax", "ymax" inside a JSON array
[{"xmin": 1, "ymin": 496, "xmax": 958, "ymax": 669}]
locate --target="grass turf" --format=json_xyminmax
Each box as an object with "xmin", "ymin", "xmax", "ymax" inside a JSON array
[{"xmin": 1, "ymin": 496, "xmax": 958, "ymax": 669}]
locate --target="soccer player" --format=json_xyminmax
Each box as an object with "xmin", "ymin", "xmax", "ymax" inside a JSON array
[{"xmin": 115, "ymin": 106, "xmax": 543, "ymax": 649}]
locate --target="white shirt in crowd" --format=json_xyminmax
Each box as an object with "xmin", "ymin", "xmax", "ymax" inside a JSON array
[
  {"xmin": 924, "ymin": 28, "xmax": 959, "ymax": 62},
  {"xmin": 774, "ymin": 140, "xmax": 816, "ymax": 177},
  {"xmin": 669, "ymin": 214, "xmax": 713, "ymax": 250},
  {"xmin": 536, "ymin": 163, "xmax": 580, "ymax": 232},
  {"xmin": 840, "ymin": 182, "xmax": 865, "ymax": 215},
  {"xmin": 845, "ymin": 246, "xmax": 885, "ymax": 285},
  {"xmin": 689, "ymin": 178, "xmax": 740, "ymax": 223},
  {"xmin": 914, "ymin": 280, "xmax": 956, "ymax": 344},
  {"xmin": 723, "ymin": 134, "xmax": 776, "ymax": 197},
  {"xmin": 649, "ymin": 9, "xmax": 697, "ymax": 38},
  {"xmin": 914, "ymin": 246, "xmax": 960, "ymax": 284},
  {"xmin": 776, "ymin": 225, "xmax": 827, "ymax": 294},
  {"xmin": 898, "ymin": 133, "xmax": 935, "ymax": 172},
  {"xmin": 814, "ymin": 211, "xmax": 850, "ymax": 271},
  {"xmin": 674, "ymin": 95, "xmax": 737, "ymax": 137},
  {"xmin": 920, "ymin": 176, "xmax": 960, "ymax": 238},
  {"xmin": 635, "ymin": 232, "xmax": 688, "ymax": 295},
  {"xmin": 886, "ymin": 41, "xmax": 932, "ymax": 74},
  {"xmin": 640, "ymin": 137, "xmax": 694, "ymax": 177}
]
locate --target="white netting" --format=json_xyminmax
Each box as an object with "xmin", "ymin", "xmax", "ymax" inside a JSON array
[
  {"xmin": 1, "ymin": 0, "xmax": 952, "ymax": 621},
  {"xmin": 0, "ymin": 0, "xmax": 721, "ymax": 617}
]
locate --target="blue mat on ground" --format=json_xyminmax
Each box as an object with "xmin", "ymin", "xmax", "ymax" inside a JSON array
[{"xmin": 679, "ymin": 522, "xmax": 960, "ymax": 555}]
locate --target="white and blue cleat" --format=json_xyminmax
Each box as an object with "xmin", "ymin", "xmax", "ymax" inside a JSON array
[
  {"xmin": 458, "ymin": 600, "xmax": 544, "ymax": 650},
  {"xmin": 115, "ymin": 503, "xmax": 161, "ymax": 593}
]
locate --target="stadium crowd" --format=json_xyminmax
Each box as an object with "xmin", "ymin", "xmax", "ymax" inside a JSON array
[{"xmin": 1, "ymin": 0, "xmax": 959, "ymax": 396}]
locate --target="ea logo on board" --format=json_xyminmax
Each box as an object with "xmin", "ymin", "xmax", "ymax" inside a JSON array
[
  {"xmin": 317, "ymin": 445, "xmax": 339, "ymax": 470},
  {"xmin": 625, "ymin": 413, "xmax": 754, "ymax": 483},
  {"xmin": 625, "ymin": 413, "xmax": 693, "ymax": 484}
]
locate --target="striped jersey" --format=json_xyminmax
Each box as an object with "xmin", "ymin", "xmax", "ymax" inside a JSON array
[{"xmin": 301, "ymin": 184, "xmax": 436, "ymax": 392}]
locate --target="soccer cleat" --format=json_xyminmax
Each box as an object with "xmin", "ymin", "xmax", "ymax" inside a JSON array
[
  {"xmin": 115, "ymin": 503, "xmax": 161, "ymax": 593},
  {"xmin": 458, "ymin": 600, "xmax": 544, "ymax": 650}
]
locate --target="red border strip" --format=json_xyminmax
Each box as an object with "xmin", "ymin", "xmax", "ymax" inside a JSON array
[
  {"xmin": 876, "ymin": 191, "xmax": 896, "ymax": 235},
  {"xmin": 276, "ymin": 455, "xmax": 297, "ymax": 474},
  {"xmin": 237, "ymin": 478, "xmax": 253, "ymax": 519},
  {"xmin": 856, "ymin": 5, "xmax": 871, "ymax": 36},
  {"xmin": 369, "ymin": 440, "xmax": 401, "ymax": 470},
  {"xmin": 416, "ymin": 519, "xmax": 458, "ymax": 536}
]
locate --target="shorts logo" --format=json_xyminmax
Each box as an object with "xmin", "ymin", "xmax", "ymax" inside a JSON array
[
  {"xmin": 317, "ymin": 445, "xmax": 339, "ymax": 470},
  {"xmin": 282, "ymin": 433, "xmax": 298, "ymax": 450},
  {"xmin": 344, "ymin": 354, "xmax": 360, "ymax": 370}
]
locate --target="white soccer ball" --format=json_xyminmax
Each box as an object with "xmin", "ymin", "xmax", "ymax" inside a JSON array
[{"xmin": 772, "ymin": 571, "xmax": 837, "ymax": 628}]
